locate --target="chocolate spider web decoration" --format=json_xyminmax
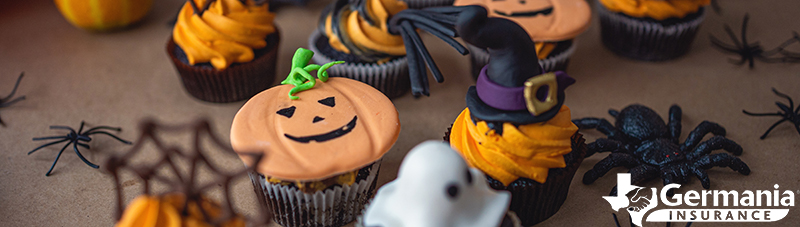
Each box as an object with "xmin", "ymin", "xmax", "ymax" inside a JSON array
[
  {"xmin": 0, "ymin": 72, "xmax": 26, "ymax": 127},
  {"xmin": 709, "ymin": 14, "xmax": 800, "ymax": 68},
  {"xmin": 104, "ymin": 118, "xmax": 270, "ymax": 226}
]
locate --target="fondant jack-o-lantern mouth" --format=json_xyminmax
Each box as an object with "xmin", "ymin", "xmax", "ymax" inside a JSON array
[
  {"xmin": 284, "ymin": 116, "xmax": 358, "ymax": 143},
  {"xmin": 494, "ymin": 7, "xmax": 553, "ymax": 17}
]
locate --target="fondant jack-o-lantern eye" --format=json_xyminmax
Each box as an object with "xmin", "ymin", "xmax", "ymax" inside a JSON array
[{"xmin": 454, "ymin": 0, "xmax": 591, "ymax": 41}]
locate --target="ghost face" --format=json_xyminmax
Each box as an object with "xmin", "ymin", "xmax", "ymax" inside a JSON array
[
  {"xmin": 363, "ymin": 141, "xmax": 510, "ymax": 227},
  {"xmin": 454, "ymin": 0, "xmax": 591, "ymax": 41}
]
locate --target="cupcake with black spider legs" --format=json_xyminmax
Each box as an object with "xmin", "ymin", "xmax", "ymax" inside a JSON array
[
  {"xmin": 309, "ymin": 0, "xmax": 469, "ymax": 98},
  {"xmin": 454, "ymin": 0, "xmax": 591, "ymax": 77},
  {"xmin": 167, "ymin": 0, "xmax": 279, "ymax": 103},
  {"xmin": 596, "ymin": 0, "xmax": 709, "ymax": 61},
  {"xmin": 443, "ymin": 6, "xmax": 586, "ymax": 226}
]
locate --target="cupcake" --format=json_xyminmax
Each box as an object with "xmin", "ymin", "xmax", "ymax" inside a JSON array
[
  {"xmin": 445, "ymin": 7, "xmax": 587, "ymax": 226},
  {"xmin": 231, "ymin": 48, "xmax": 400, "ymax": 227},
  {"xmin": 454, "ymin": 0, "xmax": 590, "ymax": 77},
  {"xmin": 596, "ymin": 0, "xmax": 709, "ymax": 61},
  {"xmin": 167, "ymin": 0, "xmax": 279, "ymax": 103},
  {"xmin": 309, "ymin": 0, "xmax": 468, "ymax": 98},
  {"xmin": 360, "ymin": 141, "xmax": 522, "ymax": 227},
  {"xmin": 403, "ymin": 0, "xmax": 455, "ymax": 9}
]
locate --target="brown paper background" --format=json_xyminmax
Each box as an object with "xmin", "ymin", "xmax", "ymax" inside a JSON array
[{"xmin": 1, "ymin": 0, "xmax": 799, "ymax": 226}]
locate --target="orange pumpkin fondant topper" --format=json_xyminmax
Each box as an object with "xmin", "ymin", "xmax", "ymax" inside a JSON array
[
  {"xmin": 54, "ymin": 0, "xmax": 154, "ymax": 31},
  {"xmin": 231, "ymin": 48, "xmax": 400, "ymax": 181},
  {"xmin": 454, "ymin": 0, "xmax": 591, "ymax": 41}
]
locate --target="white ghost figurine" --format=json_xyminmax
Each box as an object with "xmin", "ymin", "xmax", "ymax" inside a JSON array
[{"xmin": 362, "ymin": 141, "xmax": 511, "ymax": 227}]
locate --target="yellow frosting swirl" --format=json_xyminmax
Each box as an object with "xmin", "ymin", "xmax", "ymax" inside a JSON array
[
  {"xmin": 599, "ymin": 0, "xmax": 710, "ymax": 20},
  {"xmin": 324, "ymin": 0, "xmax": 407, "ymax": 57},
  {"xmin": 173, "ymin": 0, "xmax": 276, "ymax": 70},
  {"xmin": 116, "ymin": 194, "xmax": 245, "ymax": 227},
  {"xmin": 450, "ymin": 106, "xmax": 578, "ymax": 185}
]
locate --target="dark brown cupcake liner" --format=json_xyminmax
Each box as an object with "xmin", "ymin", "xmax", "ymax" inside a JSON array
[
  {"xmin": 251, "ymin": 160, "xmax": 382, "ymax": 227},
  {"xmin": 404, "ymin": 0, "xmax": 455, "ymax": 9},
  {"xmin": 308, "ymin": 30, "xmax": 410, "ymax": 99},
  {"xmin": 597, "ymin": 2, "xmax": 706, "ymax": 61},
  {"xmin": 445, "ymin": 130, "xmax": 587, "ymax": 226},
  {"xmin": 166, "ymin": 30, "xmax": 280, "ymax": 103},
  {"xmin": 466, "ymin": 42, "xmax": 575, "ymax": 80}
]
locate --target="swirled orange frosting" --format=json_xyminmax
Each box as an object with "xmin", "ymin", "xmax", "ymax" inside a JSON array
[
  {"xmin": 173, "ymin": 0, "xmax": 276, "ymax": 70},
  {"xmin": 449, "ymin": 106, "xmax": 578, "ymax": 185},
  {"xmin": 324, "ymin": 0, "xmax": 407, "ymax": 56},
  {"xmin": 115, "ymin": 194, "xmax": 244, "ymax": 227},
  {"xmin": 599, "ymin": 0, "xmax": 710, "ymax": 20}
]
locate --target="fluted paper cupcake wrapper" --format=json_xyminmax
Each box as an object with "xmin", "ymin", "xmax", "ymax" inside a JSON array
[
  {"xmin": 597, "ymin": 1, "xmax": 706, "ymax": 61},
  {"xmin": 251, "ymin": 160, "xmax": 382, "ymax": 227},
  {"xmin": 404, "ymin": 0, "xmax": 455, "ymax": 9},
  {"xmin": 166, "ymin": 31, "xmax": 279, "ymax": 103},
  {"xmin": 466, "ymin": 42, "xmax": 575, "ymax": 80},
  {"xmin": 308, "ymin": 30, "xmax": 410, "ymax": 99}
]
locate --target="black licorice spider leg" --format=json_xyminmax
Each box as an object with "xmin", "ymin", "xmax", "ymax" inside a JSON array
[
  {"xmin": 0, "ymin": 72, "xmax": 26, "ymax": 127},
  {"xmin": 743, "ymin": 88, "xmax": 800, "ymax": 139},
  {"xmin": 710, "ymin": 14, "xmax": 800, "ymax": 68},
  {"xmin": 387, "ymin": 6, "xmax": 470, "ymax": 97},
  {"xmin": 28, "ymin": 121, "xmax": 132, "ymax": 176}
]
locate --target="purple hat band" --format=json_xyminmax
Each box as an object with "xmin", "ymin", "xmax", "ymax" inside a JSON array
[
  {"xmin": 476, "ymin": 66, "xmax": 526, "ymax": 111},
  {"xmin": 475, "ymin": 66, "xmax": 576, "ymax": 112}
]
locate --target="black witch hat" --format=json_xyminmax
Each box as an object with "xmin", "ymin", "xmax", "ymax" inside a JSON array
[{"xmin": 455, "ymin": 6, "xmax": 575, "ymax": 124}]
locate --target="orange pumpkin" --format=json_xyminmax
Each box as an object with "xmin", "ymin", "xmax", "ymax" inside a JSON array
[
  {"xmin": 54, "ymin": 0, "xmax": 154, "ymax": 31},
  {"xmin": 230, "ymin": 77, "xmax": 400, "ymax": 181},
  {"xmin": 454, "ymin": 0, "xmax": 591, "ymax": 41}
]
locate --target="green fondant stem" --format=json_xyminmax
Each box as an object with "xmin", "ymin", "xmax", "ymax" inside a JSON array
[{"xmin": 282, "ymin": 48, "xmax": 346, "ymax": 99}]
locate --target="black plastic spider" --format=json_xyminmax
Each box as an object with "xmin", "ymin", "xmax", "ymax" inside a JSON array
[
  {"xmin": 612, "ymin": 213, "xmax": 693, "ymax": 227},
  {"xmin": 573, "ymin": 104, "xmax": 751, "ymax": 194},
  {"xmin": 28, "ymin": 121, "xmax": 132, "ymax": 176},
  {"xmin": 743, "ymin": 88, "xmax": 800, "ymax": 139},
  {"xmin": 710, "ymin": 14, "xmax": 800, "ymax": 68},
  {"xmin": 1, "ymin": 72, "xmax": 26, "ymax": 127}
]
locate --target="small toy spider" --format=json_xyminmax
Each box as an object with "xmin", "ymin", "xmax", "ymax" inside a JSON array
[
  {"xmin": 710, "ymin": 14, "xmax": 800, "ymax": 68},
  {"xmin": 573, "ymin": 104, "xmax": 750, "ymax": 193},
  {"xmin": 0, "ymin": 72, "xmax": 26, "ymax": 127},
  {"xmin": 28, "ymin": 121, "xmax": 131, "ymax": 176},
  {"xmin": 743, "ymin": 88, "xmax": 800, "ymax": 139}
]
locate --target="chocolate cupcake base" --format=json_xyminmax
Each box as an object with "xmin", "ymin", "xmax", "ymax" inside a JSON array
[
  {"xmin": 597, "ymin": 2, "xmax": 706, "ymax": 61},
  {"xmin": 251, "ymin": 160, "xmax": 382, "ymax": 227},
  {"xmin": 166, "ymin": 30, "xmax": 280, "ymax": 103},
  {"xmin": 466, "ymin": 42, "xmax": 575, "ymax": 80},
  {"xmin": 308, "ymin": 30, "xmax": 410, "ymax": 99}
]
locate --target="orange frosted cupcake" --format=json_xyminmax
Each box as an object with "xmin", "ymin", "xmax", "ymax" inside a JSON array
[
  {"xmin": 231, "ymin": 48, "xmax": 400, "ymax": 227},
  {"xmin": 597, "ymin": 0, "xmax": 709, "ymax": 61},
  {"xmin": 167, "ymin": 0, "xmax": 279, "ymax": 103},
  {"xmin": 454, "ymin": 0, "xmax": 591, "ymax": 76}
]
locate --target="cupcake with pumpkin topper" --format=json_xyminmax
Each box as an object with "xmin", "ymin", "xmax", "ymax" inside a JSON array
[
  {"xmin": 167, "ymin": 0, "xmax": 279, "ymax": 103},
  {"xmin": 359, "ymin": 141, "xmax": 522, "ymax": 227},
  {"xmin": 596, "ymin": 0, "xmax": 710, "ymax": 61},
  {"xmin": 309, "ymin": 0, "xmax": 470, "ymax": 98},
  {"xmin": 231, "ymin": 48, "xmax": 400, "ymax": 227},
  {"xmin": 454, "ymin": 0, "xmax": 591, "ymax": 76},
  {"xmin": 443, "ymin": 6, "xmax": 587, "ymax": 226}
]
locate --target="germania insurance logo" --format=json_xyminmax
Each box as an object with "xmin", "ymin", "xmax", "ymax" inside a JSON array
[{"xmin": 605, "ymin": 173, "xmax": 795, "ymax": 226}]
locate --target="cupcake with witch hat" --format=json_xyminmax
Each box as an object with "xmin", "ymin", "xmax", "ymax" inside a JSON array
[{"xmin": 444, "ymin": 6, "xmax": 587, "ymax": 226}]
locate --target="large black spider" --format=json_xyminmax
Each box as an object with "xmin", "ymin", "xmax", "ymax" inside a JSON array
[
  {"xmin": 710, "ymin": 14, "xmax": 800, "ymax": 68},
  {"xmin": 0, "ymin": 72, "xmax": 26, "ymax": 127},
  {"xmin": 28, "ymin": 121, "xmax": 132, "ymax": 176},
  {"xmin": 743, "ymin": 88, "xmax": 800, "ymax": 139},
  {"xmin": 573, "ymin": 104, "xmax": 751, "ymax": 194}
]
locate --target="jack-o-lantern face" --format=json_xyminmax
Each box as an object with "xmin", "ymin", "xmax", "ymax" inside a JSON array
[
  {"xmin": 454, "ymin": 0, "xmax": 591, "ymax": 41},
  {"xmin": 231, "ymin": 77, "xmax": 400, "ymax": 181}
]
